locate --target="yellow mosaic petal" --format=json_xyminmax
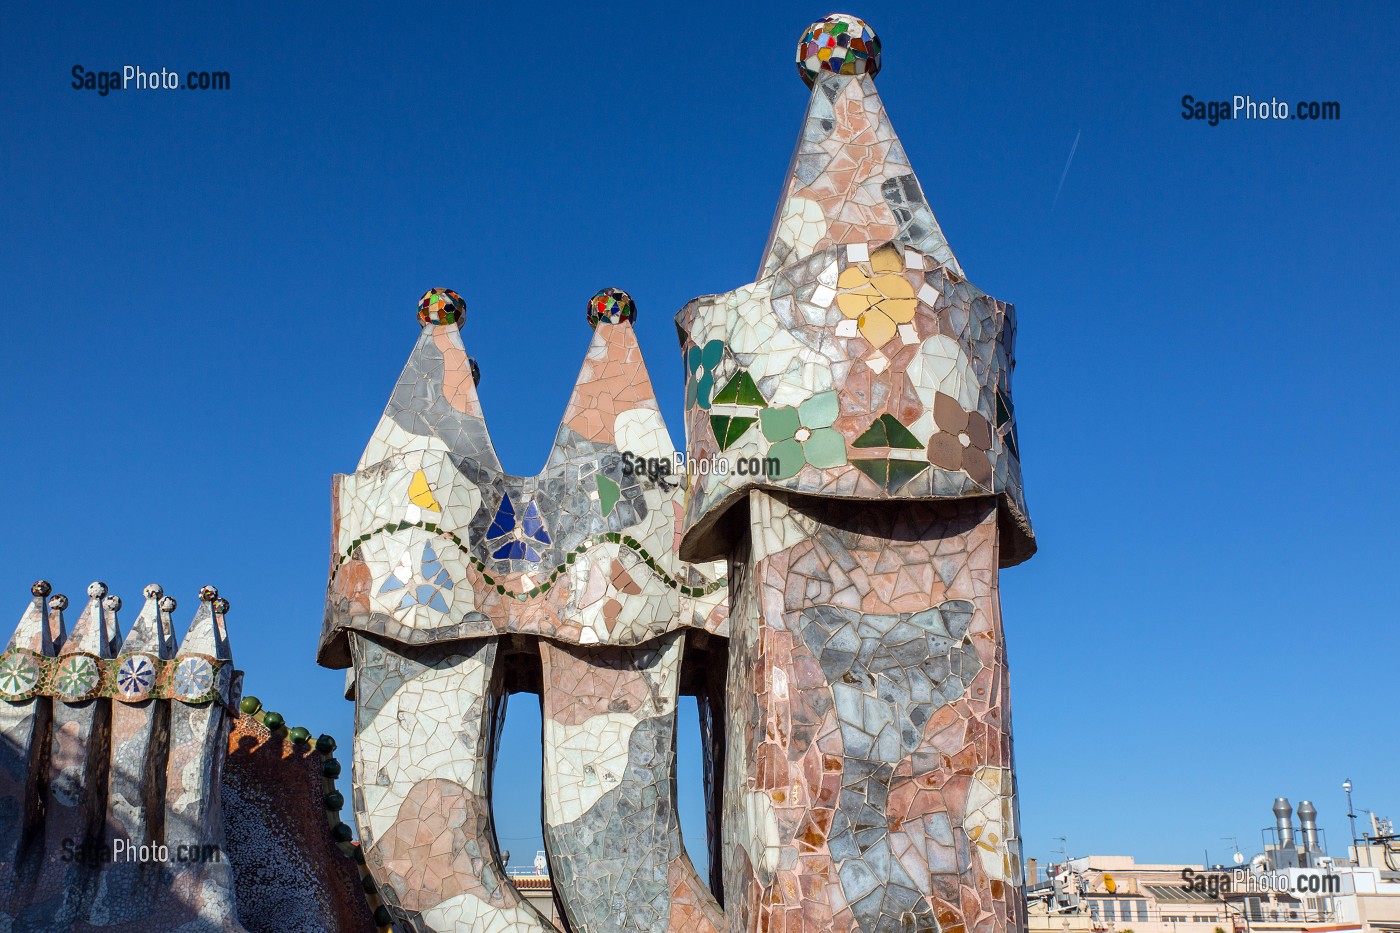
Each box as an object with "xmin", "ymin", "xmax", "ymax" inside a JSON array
[
  {"xmin": 881, "ymin": 295, "xmax": 918, "ymax": 324},
  {"xmin": 837, "ymin": 266, "xmax": 870, "ymax": 289},
  {"xmin": 858, "ymin": 309, "xmax": 897, "ymax": 346},
  {"xmin": 870, "ymin": 244, "xmax": 903, "ymax": 274},
  {"xmin": 837, "ymin": 292, "xmax": 872, "ymax": 319},
  {"xmin": 408, "ymin": 470, "xmax": 442, "ymax": 512},
  {"xmin": 872, "ymin": 272, "xmax": 915, "ymax": 299}
]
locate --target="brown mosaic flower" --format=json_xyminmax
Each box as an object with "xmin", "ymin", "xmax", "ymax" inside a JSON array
[{"xmin": 927, "ymin": 393, "xmax": 994, "ymax": 488}]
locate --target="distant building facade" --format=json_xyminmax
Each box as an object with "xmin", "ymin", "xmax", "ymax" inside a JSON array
[{"xmin": 1027, "ymin": 799, "xmax": 1400, "ymax": 933}]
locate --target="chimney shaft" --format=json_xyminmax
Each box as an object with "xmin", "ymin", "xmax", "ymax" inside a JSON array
[
  {"xmin": 1297, "ymin": 800, "xmax": 1320, "ymax": 850},
  {"xmin": 1027, "ymin": 857, "xmax": 1039, "ymax": 885},
  {"xmin": 1274, "ymin": 797, "xmax": 1295, "ymax": 849}
]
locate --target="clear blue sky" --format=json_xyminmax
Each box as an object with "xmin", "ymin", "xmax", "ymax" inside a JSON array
[{"xmin": 3, "ymin": 0, "xmax": 1397, "ymax": 874}]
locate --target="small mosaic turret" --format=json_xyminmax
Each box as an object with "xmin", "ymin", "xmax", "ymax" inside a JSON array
[{"xmin": 319, "ymin": 287, "xmax": 725, "ymax": 666}]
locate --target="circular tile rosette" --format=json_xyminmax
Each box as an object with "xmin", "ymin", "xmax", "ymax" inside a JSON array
[
  {"xmin": 172, "ymin": 655, "xmax": 220, "ymax": 703},
  {"xmin": 54, "ymin": 654, "xmax": 102, "ymax": 701},
  {"xmin": 115, "ymin": 653, "xmax": 159, "ymax": 701},
  {"xmin": 0, "ymin": 651, "xmax": 43, "ymax": 700}
]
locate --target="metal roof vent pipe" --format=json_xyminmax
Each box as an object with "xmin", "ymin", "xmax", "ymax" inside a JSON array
[
  {"xmin": 1274, "ymin": 797, "xmax": 1296, "ymax": 849},
  {"xmin": 1297, "ymin": 800, "xmax": 1321, "ymax": 863}
]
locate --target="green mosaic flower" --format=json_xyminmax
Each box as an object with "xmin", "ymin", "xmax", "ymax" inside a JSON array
[
  {"xmin": 0, "ymin": 651, "xmax": 41, "ymax": 698},
  {"xmin": 54, "ymin": 655, "xmax": 99, "ymax": 700},
  {"xmin": 759, "ymin": 391, "xmax": 846, "ymax": 480}
]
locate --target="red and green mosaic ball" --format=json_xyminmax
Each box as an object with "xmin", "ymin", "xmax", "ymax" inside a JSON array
[
  {"xmin": 418, "ymin": 288, "xmax": 465, "ymax": 327},
  {"xmin": 587, "ymin": 288, "xmax": 637, "ymax": 328},
  {"xmin": 797, "ymin": 13, "xmax": 881, "ymax": 87}
]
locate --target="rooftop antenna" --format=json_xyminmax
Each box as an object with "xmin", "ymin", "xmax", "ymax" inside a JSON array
[
  {"xmin": 1223, "ymin": 836, "xmax": 1244, "ymax": 865},
  {"xmin": 1344, "ymin": 779, "xmax": 1359, "ymax": 850}
]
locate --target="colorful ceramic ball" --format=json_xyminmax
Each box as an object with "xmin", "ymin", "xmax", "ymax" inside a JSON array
[
  {"xmin": 213, "ymin": 597, "xmax": 231, "ymax": 615},
  {"xmin": 49, "ymin": 594, "xmax": 68, "ymax": 611},
  {"xmin": 199, "ymin": 585, "xmax": 219, "ymax": 602},
  {"xmin": 587, "ymin": 288, "xmax": 637, "ymax": 328},
  {"xmin": 797, "ymin": 14, "xmax": 881, "ymax": 87},
  {"xmin": 103, "ymin": 595, "xmax": 122, "ymax": 612},
  {"xmin": 88, "ymin": 581, "xmax": 108, "ymax": 598},
  {"xmin": 31, "ymin": 581, "xmax": 51, "ymax": 598},
  {"xmin": 159, "ymin": 596, "xmax": 178, "ymax": 613},
  {"xmin": 143, "ymin": 583, "xmax": 163, "ymax": 600},
  {"xmin": 418, "ymin": 288, "xmax": 464, "ymax": 326}
]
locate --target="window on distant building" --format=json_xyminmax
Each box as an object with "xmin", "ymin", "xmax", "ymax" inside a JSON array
[
  {"xmin": 1103, "ymin": 900, "xmax": 1115, "ymax": 921},
  {"xmin": 1138, "ymin": 902, "xmax": 1149, "ymax": 922},
  {"xmin": 1090, "ymin": 902, "xmax": 1101, "ymax": 920}
]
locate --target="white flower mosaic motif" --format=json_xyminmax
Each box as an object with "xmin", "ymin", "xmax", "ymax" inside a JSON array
[
  {"xmin": 0, "ymin": 652, "xmax": 41, "ymax": 698},
  {"xmin": 173, "ymin": 657, "xmax": 215, "ymax": 701},
  {"xmin": 116, "ymin": 654, "xmax": 157, "ymax": 700},
  {"xmin": 55, "ymin": 655, "xmax": 100, "ymax": 700}
]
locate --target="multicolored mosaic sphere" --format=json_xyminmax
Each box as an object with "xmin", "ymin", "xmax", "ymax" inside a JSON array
[
  {"xmin": 87, "ymin": 581, "xmax": 108, "ymax": 598},
  {"xmin": 213, "ymin": 597, "xmax": 231, "ymax": 615},
  {"xmin": 199, "ymin": 584, "xmax": 219, "ymax": 602},
  {"xmin": 103, "ymin": 595, "xmax": 122, "ymax": 612},
  {"xmin": 144, "ymin": 583, "xmax": 163, "ymax": 600},
  {"xmin": 418, "ymin": 288, "xmax": 464, "ymax": 327},
  {"xmin": 49, "ymin": 594, "xmax": 68, "ymax": 611},
  {"xmin": 31, "ymin": 580, "xmax": 50, "ymax": 598},
  {"xmin": 797, "ymin": 14, "xmax": 881, "ymax": 87},
  {"xmin": 587, "ymin": 288, "xmax": 637, "ymax": 328},
  {"xmin": 160, "ymin": 596, "xmax": 178, "ymax": 613}
]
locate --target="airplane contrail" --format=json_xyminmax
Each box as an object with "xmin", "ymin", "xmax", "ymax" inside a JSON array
[{"xmin": 1052, "ymin": 129, "xmax": 1082, "ymax": 211}]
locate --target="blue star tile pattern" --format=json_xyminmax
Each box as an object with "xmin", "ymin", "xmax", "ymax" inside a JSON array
[
  {"xmin": 378, "ymin": 542, "xmax": 456, "ymax": 613},
  {"xmin": 487, "ymin": 493, "xmax": 551, "ymax": 562},
  {"xmin": 116, "ymin": 653, "xmax": 157, "ymax": 699}
]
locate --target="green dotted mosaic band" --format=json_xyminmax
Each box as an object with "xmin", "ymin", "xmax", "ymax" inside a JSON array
[
  {"xmin": 0, "ymin": 648, "xmax": 228, "ymax": 705},
  {"xmin": 333, "ymin": 520, "xmax": 728, "ymax": 601}
]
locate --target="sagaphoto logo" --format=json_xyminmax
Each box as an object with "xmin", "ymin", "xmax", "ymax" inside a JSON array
[
  {"xmin": 1181, "ymin": 94, "xmax": 1339, "ymax": 125},
  {"xmin": 71, "ymin": 65, "xmax": 230, "ymax": 96},
  {"xmin": 1180, "ymin": 867, "xmax": 1343, "ymax": 898}
]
